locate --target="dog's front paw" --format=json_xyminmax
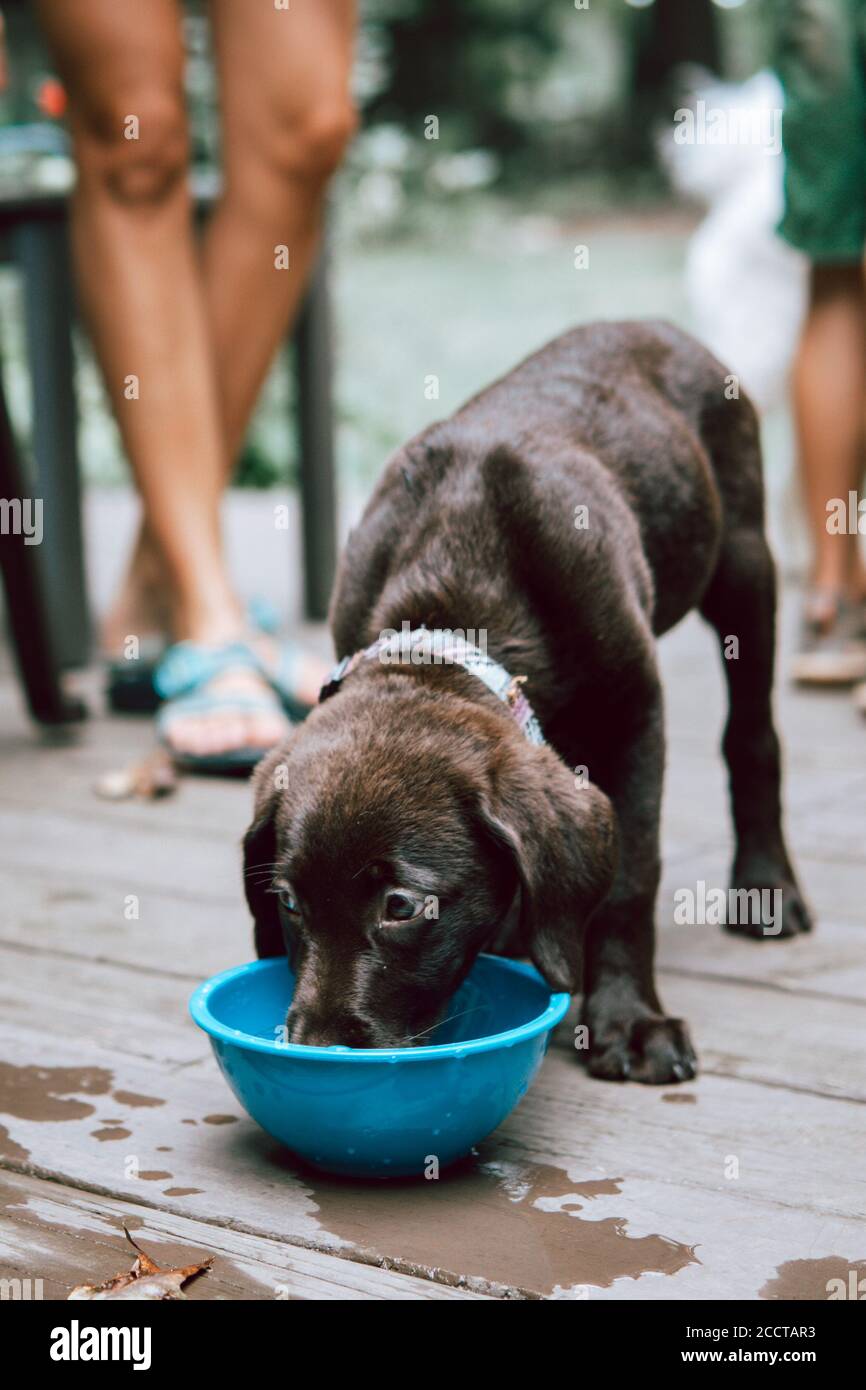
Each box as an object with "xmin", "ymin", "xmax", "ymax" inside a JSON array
[
  {"xmin": 726, "ymin": 863, "xmax": 813, "ymax": 940},
  {"xmin": 584, "ymin": 1010, "xmax": 698, "ymax": 1085}
]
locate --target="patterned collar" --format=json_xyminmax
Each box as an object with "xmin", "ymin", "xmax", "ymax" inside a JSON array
[{"xmin": 319, "ymin": 626, "xmax": 545, "ymax": 745}]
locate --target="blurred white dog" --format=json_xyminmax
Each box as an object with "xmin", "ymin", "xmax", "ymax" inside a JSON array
[{"xmin": 660, "ymin": 69, "xmax": 809, "ymax": 414}]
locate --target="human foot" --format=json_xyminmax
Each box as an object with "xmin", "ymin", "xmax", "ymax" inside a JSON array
[
  {"xmin": 245, "ymin": 633, "xmax": 331, "ymax": 714},
  {"xmin": 790, "ymin": 591, "xmax": 866, "ymax": 686},
  {"xmin": 155, "ymin": 642, "xmax": 291, "ymax": 770}
]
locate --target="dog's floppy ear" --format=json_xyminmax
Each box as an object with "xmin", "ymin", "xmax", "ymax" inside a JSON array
[
  {"xmin": 478, "ymin": 741, "xmax": 617, "ymax": 993},
  {"xmin": 242, "ymin": 746, "xmax": 289, "ymax": 959}
]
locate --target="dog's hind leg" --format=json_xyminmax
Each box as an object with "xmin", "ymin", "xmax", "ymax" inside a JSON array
[{"xmin": 699, "ymin": 523, "xmax": 812, "ymax": 939}]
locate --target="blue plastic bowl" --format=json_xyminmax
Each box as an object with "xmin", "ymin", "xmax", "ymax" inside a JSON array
[{"xmin": 189, "ymin": 954, "xmax": 569, "ymax": 1178}]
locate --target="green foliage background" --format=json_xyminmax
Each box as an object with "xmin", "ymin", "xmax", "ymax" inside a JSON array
[{"xmin": 0, "ymin": 0, "xmax": 774, "ymax": 490}]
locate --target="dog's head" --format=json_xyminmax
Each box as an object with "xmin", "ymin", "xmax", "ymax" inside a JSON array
[{"xmin": 243, "ymin": 680, "xmax": 616, "ymax": 1047}]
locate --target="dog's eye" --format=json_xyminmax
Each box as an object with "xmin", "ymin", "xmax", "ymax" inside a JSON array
[
  {"xmin": 382, "ymin": 891, "xmax": 424, "ymax": 925},
  {"xmin": 278, "ymin": 887, "xmax": 300, "ymax": 915}
]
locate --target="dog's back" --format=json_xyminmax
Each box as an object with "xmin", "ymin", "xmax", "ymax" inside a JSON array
[{"xmin": 332, "ymin": 320, "xmax": 762, "ymax": 668}]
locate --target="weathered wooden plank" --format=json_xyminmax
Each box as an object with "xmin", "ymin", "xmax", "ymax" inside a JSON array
[
  {"xmin": 0, "ymin": 743, "xmax": 726, "ymax": 860},
  {"xmin": 0, "ymin": 789, "xmax": 861, "ymax": 994},
  {"xmin": 1, "ymin": 1020, "xmax": 864, "ymax": 1300},
  {"xmin": 1, "ymin": 823, "xmax": 860, "ymax": 997},
  {"xmin": 3, "ymin": 840, "xmax": 863, "ymax": 1004},
  {"xmin": 614, "ymin": 975, "xmax": 866, "ymax": 1100},
  {"xmin": 0, "ymin": 740, "xmax": 253, "ymax": 839},
  {"xmin": 0, "ymin": 877, "xmax": 245, "ymax": 982},
  {"xmin": 659, "ymin": 845, "xmax": 866, "ymax": 932},
  {"xmin": 2, "ymin": 929, "xmax": 866, "ymax": 1095},
  {"xmin": 0, "ymin": 948, "xmax": 205, "ymax": 1066},
  {"xmin": 5, "ymin": 870, "xmax": 866, "ymax": 1014},
  {"xmin": 0, "ymin": 1170, "xmax": 488, "ymax": 1300},
  {"xmin": 662, "ymin": 753, "xmax": 866, "ymax": 848},
  {"xmin": 0, "ymin": 574, "xmax": 863, "ymax": 1300},
  {"xmin": 657, "ymin": 919, "xmax": 866, "ymax": 1003},
  {"xmin": 0, "ymin": 805, "xmax": 243, "ymax": 902}
]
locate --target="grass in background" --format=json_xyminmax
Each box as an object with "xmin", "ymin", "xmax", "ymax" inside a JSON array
[{"xmin": 334, "ymin": 191, "xmax": 692, "ymax": 489}]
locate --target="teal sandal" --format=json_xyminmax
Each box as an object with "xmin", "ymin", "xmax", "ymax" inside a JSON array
[
  {"xmin": 107, "ymin": 599, "xmax": 321, "ymax": 723},
  {"xmin": 106, "ymin": 597, "xmax": 282, "ymax": 716},
  {"xmin": 261, "ymin": 641, "xmax": 321, "ymax": 723},
  {"xmin": 155, "ymin": 640, "xmax": 291, "ymax": 775}
]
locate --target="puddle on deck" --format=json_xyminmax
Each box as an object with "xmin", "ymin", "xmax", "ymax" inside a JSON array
[
  {"xmin": 0, "ymin": 1060, "xmax": 698, "ymax": 1297},
  {"xmin": 112, "ymin": 1090, "xmax": 165, "ymax": 1109},
  {"xmin": 0, "ymin": 1063, "xmax": 113, "ymax": 1122},
  {"xmin": 761, "ymin": 1256, "xmax": 866, "ymax": 1300},
  {"xmin": 0, "ymin": 1062, "xmax": 210, "ymax": 1196},
  {"xmin": 287, "ymin": 1151, "xmax": 698, "ymax": 1296}
]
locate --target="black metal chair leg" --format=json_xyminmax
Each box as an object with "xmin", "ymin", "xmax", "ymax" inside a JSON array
[
  {"xmin": 14, "ymin": 215, "xmax": 91, "ymax": 670},
  {"xmin": 295, "ymin": 251, "xmax": 338, "ymax": 622},
  {"xmin": 0, "ymin": 358, "xmax": 87, "ymax": 724}
]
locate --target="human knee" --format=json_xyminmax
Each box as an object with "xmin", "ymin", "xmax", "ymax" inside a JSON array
[
  {"xmin": 265, "ymin": 98, "xmax": 357, "ymax": 185},
  {"xmin": 73, "ymin": 91, "xmax": 189, "ymax": 206}
]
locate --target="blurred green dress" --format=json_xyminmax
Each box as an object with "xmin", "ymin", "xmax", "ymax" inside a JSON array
[{"xmin": 774, "ymin": 0, "xmax": 866, "ymax": 261}]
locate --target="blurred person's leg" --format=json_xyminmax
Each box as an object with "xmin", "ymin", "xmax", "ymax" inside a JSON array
[
  {"xmin": 793, "ymin": 264, "xmax": 866, "ymax": 604},
  {"xmin": 204, "ymin": 0, "xmax": 356, "ymax": 462},
  {"xmin": 113, "ymin": 0, "xmax": 356, "ymax": 708},
  {"xmin": 199, "ymin": 0, "xmax": 355, "ymax": 710},
  {"xmin": 36, "ymin": 0, "xmax": 289, "ymax": 756},
  {"xmin": 855, "ymin": 246, "xmax": 866, "ymax": 715}
]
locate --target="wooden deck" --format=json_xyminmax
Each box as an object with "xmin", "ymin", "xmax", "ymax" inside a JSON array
[{"xmin": 1, "ymin": 569, "xmax": 864, "ymax": 1301}]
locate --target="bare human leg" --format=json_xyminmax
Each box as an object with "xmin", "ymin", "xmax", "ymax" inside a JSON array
[
  {"xmin": 36, "ymin": 0, "xmax": 288, "ymax": 756},
  {"xmin": 103, "ymin": 0, "xmax": 357, "ymax": 708},
  {"xmin": 205, "ymin": 0, "xmax": 356, "ymax": 464},
  {"xmin": 790, "ymin": 262, "xmax": 866, "ymax": 684},
  {"xmin": 202, "ymin": 0, "xmax": 357, "ymax": 705},
  {"xmin": 793, "ymin": 263, "xmax": 866, "ymax": 604}
]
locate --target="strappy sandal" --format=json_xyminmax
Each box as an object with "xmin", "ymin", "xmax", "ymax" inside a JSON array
[
  {"xmin": 105, "ymin": 597, "xmax": 282, "ymax": 715},
  {"xmin": 257, "ymin": 640, "xmax": 323, "ymax": 723},
  {"xmin": 154, "ymin": 640, "xmax": 291, "ymax": 775}
]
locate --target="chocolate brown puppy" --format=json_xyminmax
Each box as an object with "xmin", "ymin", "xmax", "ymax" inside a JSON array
[{"xmin": 244, "ymin": 320, "xmax": 810, "ymax": 1082}]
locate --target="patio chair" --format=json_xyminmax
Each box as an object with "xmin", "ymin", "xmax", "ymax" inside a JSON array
[{"xmin": 0, "ymin": 330, "xmax": 86, "ymax": 724}]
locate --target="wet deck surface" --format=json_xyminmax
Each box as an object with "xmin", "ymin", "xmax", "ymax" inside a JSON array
[{"xmin": 1, "ymin": 570, "xmax": 864, "ymax": 1300}]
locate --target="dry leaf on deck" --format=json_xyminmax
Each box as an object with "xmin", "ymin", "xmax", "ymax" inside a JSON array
[
  {"xmin": 94, "ymin": 750, "xmax": 179, "ymax": 802},
  {"xmin": 68, "ymin": 1227, "xmax": 211, "ymax": 1300}
]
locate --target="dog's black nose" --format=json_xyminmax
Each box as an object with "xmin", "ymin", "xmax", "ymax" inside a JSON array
[{"xmin": 288, "ymin": 1013, "xmax": 372, "ymax": 1048}]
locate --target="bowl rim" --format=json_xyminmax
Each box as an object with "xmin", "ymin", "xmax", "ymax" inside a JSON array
[{"xmin": 189, "ymin": 954, "xmax": 570, "ymax": 1063}]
